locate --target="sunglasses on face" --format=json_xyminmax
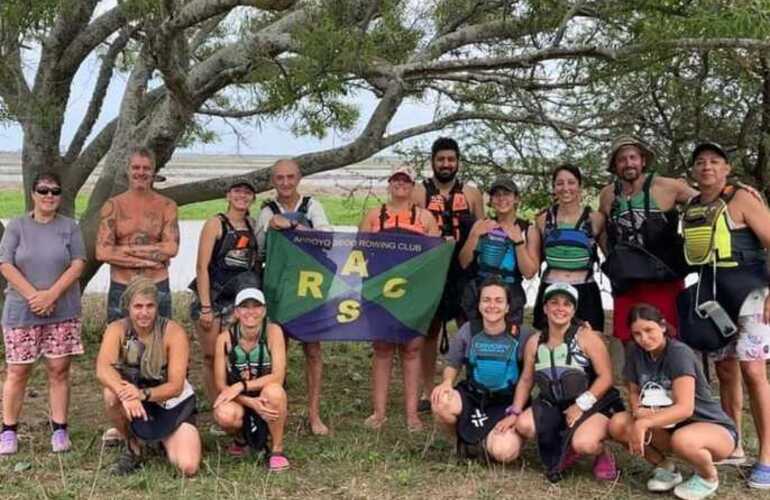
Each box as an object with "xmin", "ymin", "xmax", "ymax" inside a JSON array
[{"xmin": 34, "ymin": 186, "xmax": 62, "ymax": 196}]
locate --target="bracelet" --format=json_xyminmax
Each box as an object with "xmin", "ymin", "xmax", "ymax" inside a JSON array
[
  {"xmin": 199, "ymin": 305, "xmax": 212, "ymax": 312},
  {"xmin": 240, "ymin": 380, "xmax": 248, "ymax": 393},
  {"xmin": 512, "ymin": 239, "xmax": 524, "ymax": 246},
  {"xmin": 504, "ymin": 405, "xmax": 521, "ymax": 417}
]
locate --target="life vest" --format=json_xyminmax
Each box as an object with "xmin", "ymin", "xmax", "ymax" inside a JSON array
[
  {"xmin": 117, "ymin": 318, "xmax": 169, "ymax": 388},
  {"xmin": 475, "ymin": 220, "xmax": 528, "ymax": 284},
  {"xmin": 209, "ymin": 214, "xmax": 258, "ymax": 287},
  {"xmin": 542, "ymin": 205, "xmax": 596, "ymax": 272},
  {"xmin": 464, "ymin": 324, "xmax": 519, "ymax": 395},
  {"xmin": 423, "ymin": 179, "xmax": 475, "ymax": 242},
  {"xmin": 377, "ymin": 204, "xmax": 425, "ymax": 234},
  {"xmin": 262, "ymin": 196, "xmax": 313, "ymax": 228},
  {"xmin": 682, "ymin": 184, "xmax": 766, "ymax": 268},
  {"xmin": 607, "ymin": 173, "xmax": 684, "ymax": 272},
  {"xmin": 225, "ymin": 323, "xmax": 270, "ymax": 391},
  {"xmin": 533, "ymin": 323, "xmax": 594, "ymax": 405}
]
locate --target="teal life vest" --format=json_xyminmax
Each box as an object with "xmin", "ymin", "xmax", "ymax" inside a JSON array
[
  {"xmin": 226, "ymin": 323, "xmax": 270, "ymax": 389},
  {"xmin": 533, "ymin": 323, "xmax": 594, "ymax": 405},
  {"xmin": 475, "ymin": 219, "xmax": 528, "ymax": 284},
  {"xmin": 465, "ymin": 324, "xmax": 520, "ymax": 395},
  {"xmin": 542, "ymin": 205, "xmax": 596, "ymax": 273}
]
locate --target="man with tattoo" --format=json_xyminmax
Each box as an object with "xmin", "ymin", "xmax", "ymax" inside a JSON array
[{"xmin": 96, "ymin": 147, "xmax": 180, "ymax": 325}]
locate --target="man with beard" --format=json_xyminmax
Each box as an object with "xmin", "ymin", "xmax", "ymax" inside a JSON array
[
  {"xmin": 598, "ymin": 136, "xmax": 695, "ymax": 345},
  {"xmin": 412, "ymin": 137, "xmax": 485, "ymax": 411},
  {"xmin": 96, "ymin": 147, "xmax": 180, "ymax": 324}
]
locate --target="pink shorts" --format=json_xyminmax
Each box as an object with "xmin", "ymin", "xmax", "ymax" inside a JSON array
[{"xmin": 3, "ymin": 318, "xmax": 84, "ymax": 364}]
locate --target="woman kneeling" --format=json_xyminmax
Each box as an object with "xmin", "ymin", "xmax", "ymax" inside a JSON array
[
  {"xmin": 514, "ymin": 283, "xmax": 623, "ymax": 482},
  {"xmin": 96, "ymin": 277, "xmax": 201, "ymax": 476},
  {"xmin": 609, "ymin": 304, "xmax": 737, "ymax": 500},
  {"xmin": 212, "ymin": 287, "xmax": 289, "ymax": 472},
  {"xmin": 431, "ymin": 277, "xmax": 524, "ymax": 463}
]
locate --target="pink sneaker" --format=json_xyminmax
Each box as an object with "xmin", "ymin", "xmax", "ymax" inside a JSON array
[
  {"xmin": 227, "ymin": 440, "xmax": 248, "ymax": 458},
  {"xmin": 560, "ymin": 447, "xmax": 581, "ymax": 471},
  {"xmin": 0, "ymin": 430, "xmax": 18, "ymax": 455},
  {"xmin": 268, "ymin": 452, "xmax": 290, "ymax": 472},
  {"xmin": 593, "ymin": 449, "xmax": 619, "ymax": 481}
]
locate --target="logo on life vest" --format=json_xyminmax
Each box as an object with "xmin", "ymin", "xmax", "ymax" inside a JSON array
[{"xmin": 470, "ymin": 409, "xmax": 488, "ymax": 428}]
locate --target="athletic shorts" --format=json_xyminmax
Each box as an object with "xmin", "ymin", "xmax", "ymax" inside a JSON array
[
  {"xmin": 534, "ymin": 280, "xmax": 605, "ymax": 332},
  {"xmin": 108, "ymin": 279, "xmax": 172, "ymax": 323},
  {"xmin": 711, "ymin": 287, "xmax": 770, "ymax": 362},
  {"xmin": 613, "ymin": 280, "xmax": 684, "ymax": 343},
  {"xmin": 3, "ymin": 318, "xmax": 83, "ymax": 364}
]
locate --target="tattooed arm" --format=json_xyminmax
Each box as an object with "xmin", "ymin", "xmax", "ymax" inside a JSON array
[
  {"xmin": 95, "ymin": 200, "xmax": 162, "ymax": 269},
  {"xmin": 123, "ymin": 200, "xmax": 180, "ymax": 263}
]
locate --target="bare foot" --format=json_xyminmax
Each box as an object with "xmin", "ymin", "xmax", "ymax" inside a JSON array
[
  {"xmin": 364, "ymin": 414, "xmax": 388, "ymax": 430},
  {"xmin": 407, "ymin": 416, "xmax": 423, "ymax": 432},
  {"xmin": 309, "ymin": 418, "xmax": 329, "ymax": 436}
]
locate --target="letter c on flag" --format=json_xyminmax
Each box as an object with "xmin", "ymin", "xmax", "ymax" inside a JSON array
[{"xmin": 382, "ymin": 278, "xmax": 407, "ymax": 298}]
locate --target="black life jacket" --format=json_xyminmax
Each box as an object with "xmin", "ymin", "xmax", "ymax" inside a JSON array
[{"xmin": 209, "ymin": 214, "xmax": 258, "ymax": 287}]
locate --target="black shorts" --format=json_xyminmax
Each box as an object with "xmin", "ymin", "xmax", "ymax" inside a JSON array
[
  {"xmin": 130, "ymin": 395, "xmax": 197, "ymax": 442},
  {"xmin": 533, "ymin": 280, "xmax": 604, "ymax": 332},
  {"xmin": 456, "ymin": 381, "xmax": 511, "ymax": 445}
]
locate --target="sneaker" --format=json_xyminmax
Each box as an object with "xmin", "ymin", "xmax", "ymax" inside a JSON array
[
  {"xmin": 51, "ymin": 429, "xmax": 71, "ymax": 453},
  {"xmin": 647, "ymin": 466, "xmax": 684, "ymax": 492},
  {"xmin": 749, "ymin": 463, "xmax": 770, "ymax": 489},
  {"xmin": 592, "ymin": 449, "xmax": 619, "ymax": 481},
  {"xmin": 227, "ymin": 440, "xmax": 248, "ymax": 458},
  {"xmin": 673, "ymin": 474, "xmax": 718, "ymax": 500},
  {"xmin": 101, "ymin": 427, "xmax": 123, "ymax": 447},
  {"xmin": 208, "ymin": 423, "xmax": 227, "ymax": 437},
  {"xmin": 111, "ymin": 445, "xmax": 142, "ymax": 476},
  {"xmin": 0, "ymin": 430, "xmax": 18, "ymax": 455},
  {"xmin": 267, "ymin": 452, "xmax": 290, "ymax": 473}
]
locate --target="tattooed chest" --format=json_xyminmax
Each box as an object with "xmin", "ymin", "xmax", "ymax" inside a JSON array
[{"xmin": 116, "ymin": 211, "xmax": 165, "ymax": 245}]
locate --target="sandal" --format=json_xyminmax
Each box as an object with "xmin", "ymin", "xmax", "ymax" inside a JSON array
[{"xmin": 268, "ymin": 452, "xmax": 290, "ymax": 473}]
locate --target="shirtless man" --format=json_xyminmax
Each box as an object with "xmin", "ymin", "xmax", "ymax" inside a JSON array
[
  {"xmin": 256, "ymin": 159, "xmax": 331, "ymax": 435},
  {"xmin": 412, "ymin": 137, "xmax": 485, "ymax": 411},
  {"xmin": 598, "ymin": 135, "xmax": 695, "ymax": 344},
  {"xmin": 96, "ymin": 147, "xmax": 180, "ymax": 324}
]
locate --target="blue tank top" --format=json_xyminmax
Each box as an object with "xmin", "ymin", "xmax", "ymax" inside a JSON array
[{"xmin": 467, "ymin": 330, "xmax": 520, "ymax": 393}]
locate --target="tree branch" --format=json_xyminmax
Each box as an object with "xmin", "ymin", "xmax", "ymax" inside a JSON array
[{"xmin": 64, "ymin": 28, "xmax": 134, "ymax": 164}]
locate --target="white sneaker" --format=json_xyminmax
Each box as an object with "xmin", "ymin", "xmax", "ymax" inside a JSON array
[
  {"xmin": 647, "ymin": 466, "xmax": 684, "ymax": 492},
  {"xmin": 673, "ymin": 474, "xmax": 718, "ymax": 500}
]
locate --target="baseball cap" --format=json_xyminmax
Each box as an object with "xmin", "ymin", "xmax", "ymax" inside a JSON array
[
  {"xmin": 235, "ymin": 287, "xmax": 265, "ymax": 306},
  {"xmin": 607, "ymin": 135, "xmax": 655, "ymax": 173},
  {"xmin": 488, "ymin": 177, "xmax": 519, "ymax": 195},
  {"xmin": 228, "ymin": 177, "xmax": 256, "ymax": 192},
  {"xmin": 543, "ymin": 282, "xmax": 579, "ymax": 306},
  {"xmin": 690, "ymin": 142, "xmax": 729, "ymax": 165},
  {"xmin": 388, "ymin": 165, "xmax": 416, "ymax": 183}
]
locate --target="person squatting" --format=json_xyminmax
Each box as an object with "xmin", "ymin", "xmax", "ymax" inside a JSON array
[{"xmin": 1, "ymin": 138, "xmax": 769, "ymax": 500}]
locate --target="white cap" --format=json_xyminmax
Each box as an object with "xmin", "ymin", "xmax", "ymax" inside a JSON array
[
  {"xmin": 543, "ymin": 282, "xmax": 579, "ymax": 306},
  {"xmin": 234, "ymin": 287, "xmax": 265, "ymax": 306}
]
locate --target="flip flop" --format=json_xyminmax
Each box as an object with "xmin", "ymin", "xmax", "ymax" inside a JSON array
[{"xmin": 268, "ymin": 452, "xmax": 290, "ymax": 472}]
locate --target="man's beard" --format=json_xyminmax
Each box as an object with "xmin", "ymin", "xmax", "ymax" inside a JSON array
[
  {"xmin": 433, "ymin": 166, "xmax": 458, "ymax": 183},
  {"xmin": 621, "ymin": 167, "xmax": 641, "ymax": 182}
]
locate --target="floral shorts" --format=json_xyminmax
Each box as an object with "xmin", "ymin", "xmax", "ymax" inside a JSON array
[
  {"xmin": 711, "ymin": 287, "xmax": 770, "ymax": 362},
  {"xmin": 3, "ymin": 318, "xmax": 84, "ymax": 364}
]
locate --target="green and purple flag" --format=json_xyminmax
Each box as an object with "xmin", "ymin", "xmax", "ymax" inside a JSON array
[{"xmin": 263, "ymin": 229, "xmax": 454, "ymax": 343}]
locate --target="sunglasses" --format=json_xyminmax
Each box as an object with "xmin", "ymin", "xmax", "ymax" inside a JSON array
[{"xmin": 34, "ymin": 187, "xmax": 62, "ymax": 196}]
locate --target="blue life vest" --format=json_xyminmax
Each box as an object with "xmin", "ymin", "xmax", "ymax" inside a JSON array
[
  {"xmin": 475, "ymin": 220, "xmax": 527, "ymax": 284},
  {"xmin": 466, "ymin": 327, "xmax": 520, "ymax": 394}
]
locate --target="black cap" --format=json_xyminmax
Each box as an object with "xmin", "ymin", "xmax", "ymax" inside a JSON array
[
  {"xmin": 488, "ymin": 177, "xmax": 519, "ymax": 195},
  {"xmin": 691, "ymin": 142, "xmax": 729, "ymax": 165},
  {"xmin": 228, "ymin": 178, "xmax": 256, "ymax": 192}
]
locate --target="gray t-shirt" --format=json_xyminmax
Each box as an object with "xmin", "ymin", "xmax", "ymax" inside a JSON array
[
  {"xmin": 0, "ymin": 214, "xmax": 86, "ymax": 327},
  {"xmin": 624, "ymin": 338, "xmax": 736, "ymax": 432}
]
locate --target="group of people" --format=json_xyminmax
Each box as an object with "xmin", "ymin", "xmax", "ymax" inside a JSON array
[{"xmin": 0, "ymin": 136, "xmax": 767, "ymax": 499}]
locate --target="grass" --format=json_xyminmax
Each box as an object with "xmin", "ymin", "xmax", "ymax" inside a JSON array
[
  {"xmin": 0, "ymin": 190, "xmax": 383, "ymax": 225},
  {"xmin": 0, "ymin": 296, "xmax": 768, "ymax": 499}
]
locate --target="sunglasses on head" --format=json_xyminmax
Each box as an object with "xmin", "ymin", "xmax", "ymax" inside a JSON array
[{"xmin": 34, "ymin": 186, "xmax": 62, "ymax": 196}]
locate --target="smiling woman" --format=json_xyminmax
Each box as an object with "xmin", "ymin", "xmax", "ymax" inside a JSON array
[{"xmin": 0, "ymin": 172, "xmax": 86, "ymax": 456}]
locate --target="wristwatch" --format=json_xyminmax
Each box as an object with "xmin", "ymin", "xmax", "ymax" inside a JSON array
[
  {"xmin": 142, "ymin": 388, "xmax": 152, "ymax": 402},
  {"xmin": 575, "ymin": 391, "xmax": 597, "ymax": 411}
]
